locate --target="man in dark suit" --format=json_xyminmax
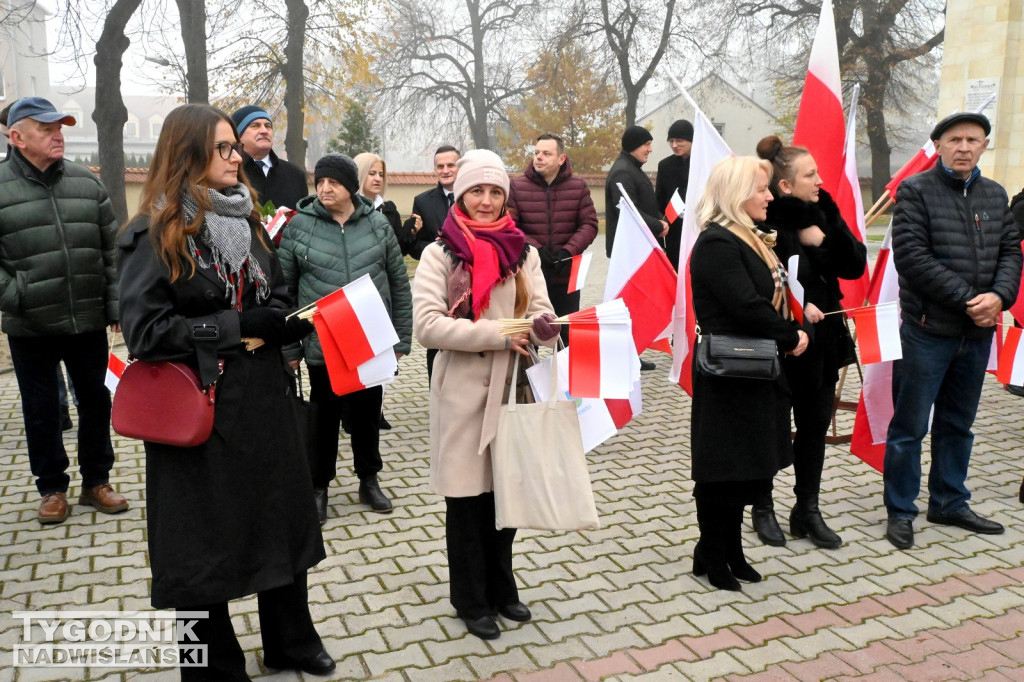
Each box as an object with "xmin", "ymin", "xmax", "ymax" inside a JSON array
[
  {"xmin": 403, "ymin": 145, "xmax": 460, "ymax": 260},
  {"xmin": 404, "ymin": 145, "xmax": 460, "ymax": 380},
  {"xmin": 655, "ymin": 119, "xmax": 692, "ymax": 271},
  {"xmin": 231, "ymin": 105, "xmax": 309, "ymax": 220}
]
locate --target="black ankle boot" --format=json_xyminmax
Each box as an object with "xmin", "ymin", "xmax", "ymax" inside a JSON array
[
  {"xmin": 358, "ymin": 478, "xmax": 393, "ymax": 513},
  {"xmin": 790, "ymin": 497, "xmax": 842, "ymax": 549},
  {"xmin": 751, "ymin": 494, "xmax": 786, "ymax": 547},
  {"xmin": 693, "ymin": 541, "xmax": 741, "ymax": 591},
  {"xmin": 726, "ymin": 504, "xmax": 761, "ymax": 583}
]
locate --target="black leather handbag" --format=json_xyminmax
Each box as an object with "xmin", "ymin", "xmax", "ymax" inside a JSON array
[{"xmin": 695, "ymin": 333, "xmax": 780, "ymax": 380}]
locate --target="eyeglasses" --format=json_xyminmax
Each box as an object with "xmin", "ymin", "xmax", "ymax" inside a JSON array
[{"xmin": 215, "ymin": 142, "xmax": 244, "ymax": 160}]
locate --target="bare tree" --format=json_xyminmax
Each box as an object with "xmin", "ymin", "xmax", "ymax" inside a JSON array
[
  {"xmin": 281, "ymin": 0, "xmax": 309, "ymax": 165},
  {"xmin": 599, "ymin": 0, "xmax": 676, "ymax": 127},
  {"xmin": 94, "ymin": 0, "xmax": 145, "ymax": 224},
  {"xmin": 733, "ymin": 0, "xmax": 944, "ymax": 198},
  {"xmin": 377, "ymin": 0, "xmax": 539, "ymax": 150}
]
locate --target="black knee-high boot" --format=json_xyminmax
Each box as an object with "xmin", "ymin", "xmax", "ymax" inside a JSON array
[
  {"xmin": 726, "ymin": 504, "xmax": 762, "ymax": 583},
  {"xmin": 693, "ymin": 496, "xmax": 741, "ymax": 592}
]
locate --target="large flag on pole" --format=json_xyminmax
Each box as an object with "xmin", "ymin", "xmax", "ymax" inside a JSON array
[
  {"xmin": 792, "ymin": 0, "xmax": 845, "ymax": 196},
  {"xmin": 885, "ymin": 140, "xmax": 937, "ymax": 199},
  {"xmin": 833, "ymin": 84, "xmax": 871, "ymax": 306},
  {"xmin": 666, "ymin": 98, "xmax": 733, "ymax": 394}
]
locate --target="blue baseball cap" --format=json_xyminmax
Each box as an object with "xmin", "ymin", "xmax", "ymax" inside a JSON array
[{"xmin": 7, "ymin": 97, "xmax": 77, "ymax": 127}]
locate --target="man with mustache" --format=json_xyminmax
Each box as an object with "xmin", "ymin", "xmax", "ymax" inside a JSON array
[{"xmin": 883, "ymin": 112, "xmax": 1022, "ymax": 549}]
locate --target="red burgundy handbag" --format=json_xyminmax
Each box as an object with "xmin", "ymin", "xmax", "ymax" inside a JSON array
[{"xmin": 111, "ymin": 360, "xmax": 221, "ymax": 447}]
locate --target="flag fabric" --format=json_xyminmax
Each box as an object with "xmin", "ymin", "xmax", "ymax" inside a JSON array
[
  {"xmin": 998, "ymin": 326, "xmax": 1024, "ymax": 386},
  {"xmin": 263, "ymin": 206, "xmax": 296, "ymax": 244},
  {"xmin": 988, "ymin": 327, "xmax": 1003, "ymax": 375},
  {"xmin": 832, "ymin": 84, "xmax": 871, "ymax": 306},
  {"xmin": 664, "ymin": 188, "xmax": 685, "ymax": 224},
  {"xmin": 1007, "ymin": 240, "xmax": 1024, "ymax": 325},
  {"xmin": 567, "ymin": 301, "xmax": 637, "ymax": 399},
  {"xmin": 792, "ymin": 0, "xmax": 845, "ymax": 195},
  {"xmin": 603, "ymin": 186, "xmax": 677, "ymax": 359},
  {"xmin": 105, "ymin": 353, "xmax": 127, "ymax": 393},
  {"xmin": 884, "ymin": 140, "xmax": 937, "ymax": 198},
  {"xmin": 849, "ymin": 221, "xmax": 898, "ymax": 470},
  {"xmin": 669, "ymin": 107, "xmax": 734, "ymax": 394},
  {"xmin": 786, "ymin": 255, "xmax": 805, "ymax": 325},
  {"xmin": 316, "ymin": 274, "xmax": 400, "ymax": 368},
  {"xmin": 312, "ymin": 310, "xmax": 397, "ymax": 396},
  {"xmin": 852, "ymin": 302, "xmax": 902, "ymax": 364},
  {"xmin": 567, "ymin": 252, "xmax": 593, "ymax": 294}
]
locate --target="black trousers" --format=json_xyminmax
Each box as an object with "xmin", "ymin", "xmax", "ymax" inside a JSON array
[
  {"xmin": 8, "ymin": 331, "xmax": 115, "ymax": 495},
  {"xmin": 178, "ymin": 572, "xmax": 322, "ymax": 681},
  {"xmin": 306, "ymin": 364, "xmax": 383, "ymax": 488},
  {"xmin": 791, "ymin": 377, "xmax": 838, "ymax": 501},
  {"xmin": 544, "ymin": 280, "xmax": 581, "ymax": 347},
  {"xmin": 445, "ymin": 493, "xmax": 518, "ymax": 619}
]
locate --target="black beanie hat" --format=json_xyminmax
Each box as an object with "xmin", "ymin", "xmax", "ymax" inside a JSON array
[
  {"xmin": 621, "ymin": 125, "xmax": 654, "ymax": 152},
  {"xmin": 314, "ymin": 153, "xmax": 360, "ymax": 196},
  {"xmin": 667, "ymin": 119, "xmax": 694, "ymax": 142}
]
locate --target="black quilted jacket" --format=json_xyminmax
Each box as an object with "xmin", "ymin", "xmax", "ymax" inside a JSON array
[{"xmin": 892, "ymin": 163, "xmax": 1021, "ymax": 338}]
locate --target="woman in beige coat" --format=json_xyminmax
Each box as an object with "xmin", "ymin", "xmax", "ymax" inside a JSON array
[{"xmin": 413, "ymin": 149, "xmax": 558, "ymax": 641}]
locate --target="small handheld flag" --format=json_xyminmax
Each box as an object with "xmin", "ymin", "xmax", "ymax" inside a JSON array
[
  {"xmin": 664, "ymin": 189, "xmax": 685, "ymax": 224},
  {"xmin": 567, "ymin": 252, "xmax": 593, "ymax": 294}
]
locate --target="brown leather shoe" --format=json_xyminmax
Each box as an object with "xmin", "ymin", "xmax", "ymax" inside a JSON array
[
  {"xmin": 79, "ymin": 484, "xmax": 129, "ymax": 514},
  {"xmin": 39, "ymin": 493, "xmax": 69, "ymax": 524}
]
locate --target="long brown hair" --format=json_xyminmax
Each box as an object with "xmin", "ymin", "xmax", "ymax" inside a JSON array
[
  {"xmin": 755, "ymin": 134, "xmax": 808, "ymax": 196},
  {"xmin": 130, "ymin": 104, "xmax": 261, "ymax": 281}
]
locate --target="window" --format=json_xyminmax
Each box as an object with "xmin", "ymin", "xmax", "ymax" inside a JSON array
[
  {"xmin": 149, "ymin": 119, "xmax": 163, "ymax": 138},
  {"xmin": 0, "ymin": 77, "xmax": 6, "ymax": 99},
  {"xmin": 124, "ymin": 122, "xmax": 137, "ymax": 138},
  {"xmin": 713, "ymin": 122, "xmax": 726, "ymax": 136}
]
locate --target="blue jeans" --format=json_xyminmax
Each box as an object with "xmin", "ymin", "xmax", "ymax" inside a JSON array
[
  {"xmin": 9, "ymin": 331, "xmax": 115, "ymax": 495},
  {"xmin": 883, "ymin": 323, "xmax": 991, "ymax": 519}
]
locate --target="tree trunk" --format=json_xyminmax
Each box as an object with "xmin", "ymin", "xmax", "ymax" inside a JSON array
[
  {"xmin": 623, "ymin": 91, "xmax": 637, "ymax": 128},
  {"xmin": 862, "ymin": 68, "xmax": 891, "ymax": 203},
  {"xmin": 175, "ymin": 0, "xmax": 209, "ymax": 103},
  {"xmin": 93, "ymin": 0, "xmax": 143, "ymax": 225},
  {"xmin": 467, "ymin": 0, "xmax": 491, "ymax": 149},
  {"xmin": 282, "ymin": 0, "xmax": 309, "ymax": 167}
]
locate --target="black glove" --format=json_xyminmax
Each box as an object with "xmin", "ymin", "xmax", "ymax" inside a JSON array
[
  {"xmin": 555, "ymin": 249, "xmax": 572, "ymax": 274},
  {"xmin": 239, "ymin": 307, "xmax": 288, "ymax": 347},
  {"xmin": 538, "ymin": 247, "xmax": 558, "ymax": 269},
  {"xmin": 285, "ymin": 315, "xmax": 314, "ymax": 343}
]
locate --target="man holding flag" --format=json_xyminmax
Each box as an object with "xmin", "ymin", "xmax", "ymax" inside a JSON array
[
  {"xmin": 883, "ymin": 112, "xmax": 1021, "ymax": 549},
  {"xmin": 656, "ymin": 119, "xmax": 693, "ymax": 271}
]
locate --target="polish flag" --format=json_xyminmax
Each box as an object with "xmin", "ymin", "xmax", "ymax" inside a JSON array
[
  {"xmin": 669, "ymin": 106, "xmax": 733, "ymax": 395},
  {"xmin": 885, "ymin": 140, "xmax": 937, "ymax": 198},
  {"xmin": 312, "ymin": 310, "xmax": 397, "ymax": 396},
  {"xmin": 988, "ymin": 327, "xmax": 1003, "ymax": 375},
  {"xmin": 567, "ymin": 301, "xmax": 635, "ymax": 398},
  {"xmin": 792, "ymin": 0, "xmax": 845, "ymax": 195},
  {"xmin": 316, "ymin": 274, "xmax": 400, "ymax": 368},
  {"xmin": 567, "ymin": 252, "xmax": 593, "ymax": 293},
  {"xmin": 850, "ymin": 221, "xmax": 898, "ymax": 470},
  {"xmin": 852, "ymin": 302, "xmax": 902, "ymax": 364},
  {"xmin": 998, "ymin": 326, "xmax": 1024, "ymax": 386},
  {"xmin": 106, "ymin": 353, "xmax": 127, "ymax": 393},
  {"xmin": 1006, "ymin": 240, "xmax": 1024, "ymax": 325},
  {"xmin": 263, "ymin": 206, "xmax": 296, "ymax": 245},
  {"xmin": 602, "ymin": 189, "xmax": 676, "ymax": 427},
  {"xmin": 664, "ymin": 189, "xmax": 685, "ymax": 224},
  {"xmin": 833, "ymin": 85, "xmax": 870, "ymax": 306},
  {"xmin": 786, "ymin": 254, "xmax": 805, "ymax": 325}
]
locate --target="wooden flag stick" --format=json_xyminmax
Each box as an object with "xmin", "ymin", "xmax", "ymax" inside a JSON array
[
  {"xmin": 863, "ymin": 196, "xmax": 895, "ymax": 227},
  {"xmin": 863, "ymin": 190, "xmax": 890, "ymax": 220},
  {"xmin": 285, "ymin": 301, "xmax": 318, "ymax": 321}
]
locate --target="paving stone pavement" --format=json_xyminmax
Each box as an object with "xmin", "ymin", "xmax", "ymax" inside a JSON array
[{"xmin": 2, "ymin": 234, "xmax": 1023, "ymax": 681}]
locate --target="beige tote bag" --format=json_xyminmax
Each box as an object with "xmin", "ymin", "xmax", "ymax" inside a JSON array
[{"xmin": 492, "ymin": 350, "xmax": 599, "ymax": 531}]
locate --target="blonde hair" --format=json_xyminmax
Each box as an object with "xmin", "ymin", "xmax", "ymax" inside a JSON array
[
  {"xmin": 695, "ymin": 156, "xmax": 773, "ymax": 232},
  {"xmin": 353, "ymin": 152, "xmax": 388, "ymax": 197}
]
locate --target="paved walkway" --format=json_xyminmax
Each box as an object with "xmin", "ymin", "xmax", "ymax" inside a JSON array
[{"xmin": 2, "ymin": 235, "xmax": 1023, "ymax": 681}]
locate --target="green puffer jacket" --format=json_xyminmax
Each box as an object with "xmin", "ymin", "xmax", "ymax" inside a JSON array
[
  {"xmin": 0, "ymin": 152, "xmax": 118, "ymax": 337},
  {"xmin": 279, "ymin": 193, "xmax": 412, "ymax": 365}
]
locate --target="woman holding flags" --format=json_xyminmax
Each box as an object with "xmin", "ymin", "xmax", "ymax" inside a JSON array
[
  {"xmin": 753, "ymin": 136, "xmax": 867, "ymax": 549},
  {"xmin": 412, "ymin": 149, "xmax": 558, "ymax": 639},
  {"xmin": 117, "ymin": 103, "xmax": 333, "ymax": 679},
  {"xmin": 689, "ymin": 156, "xmax": 809, "ymax": 591}
]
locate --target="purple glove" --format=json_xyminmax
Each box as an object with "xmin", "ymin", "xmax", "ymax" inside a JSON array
[{"xmin": 532, "ymin": 312, "xmax": 559, "ymax": 341}]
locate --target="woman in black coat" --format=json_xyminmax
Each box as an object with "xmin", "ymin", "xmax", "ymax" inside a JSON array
[
  {"xmin": 753, "ymin": 136, "xmax": 868, "ymax": 549},
  {"xmin": 117, "ymin": 104, "xmax": 333, "ymax": 681},
  {"xmin": 354, "ymin": 152, "xmax": 407, "ymax": 250},
  {"xmin": 690, "ymin": 156, "xmax": 808, "ymax": 591}
]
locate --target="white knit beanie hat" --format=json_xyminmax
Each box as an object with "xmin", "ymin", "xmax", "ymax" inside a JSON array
[{"xmin": 452, "ymin": 149, "xmax": 510, "ymax": 203}]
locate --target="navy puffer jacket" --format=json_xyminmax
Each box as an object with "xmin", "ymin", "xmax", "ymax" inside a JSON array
[{"xmin": 893, "ymin": 163, "xmax": 1021, "ymax": 338}]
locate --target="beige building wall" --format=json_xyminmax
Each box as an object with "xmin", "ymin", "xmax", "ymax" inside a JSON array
[{"xmin": 939, "ymin": 0, "xmax": 1024, "ymax": 193}]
